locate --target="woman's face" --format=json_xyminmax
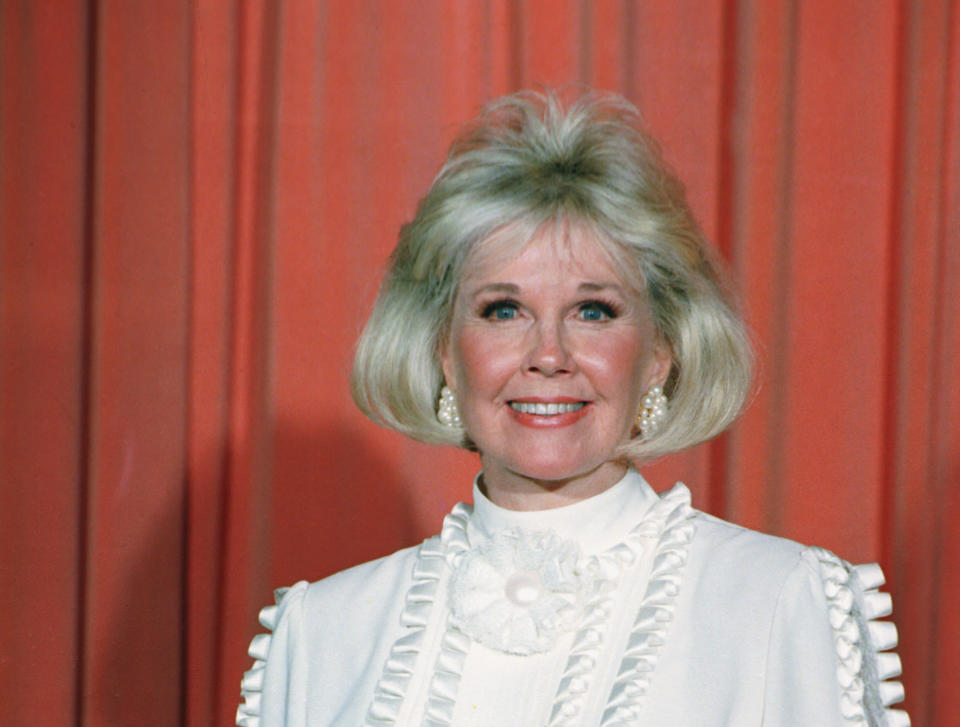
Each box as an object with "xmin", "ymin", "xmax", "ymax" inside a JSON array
[{"xmin": 441, "ymin": 225, "xmax": 671, "ymax": 500}]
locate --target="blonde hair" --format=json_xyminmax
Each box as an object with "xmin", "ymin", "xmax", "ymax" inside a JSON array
[{"xmin": 352, "ymin": 89, "xmax": 752, "ymax": 459}]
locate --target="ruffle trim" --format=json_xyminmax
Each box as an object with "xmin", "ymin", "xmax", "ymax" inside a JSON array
[
  {"xmin": 546, "ymin": 483, "xmax": 694, "ymax": 726},
  {"xmin": 363, "ymin": 527, "xmax": 455, "ymax": 726},
  {"xmin": 449, "ymin": 484, "xmax": 697, "ymax": 726},
  {"xmin": 598, "ymin": 484, "xmax": 697, "ymax": 727},
  {"xmin": 545, "ymin": 558, "xmax": 623, "ymax": 727},
  {"xmin": 362, "ymin": 486, "xmax": 697, "ymax": 726},
  {"xmin": 810, "ymin": 548, "xmax": 910, "ymax": 727},
  {"xmin": 420, "ymin": 502, "xmax": 473, "ymax": 726},
  {"xmin": 236, "ymin": 581, "xmax": 308, "ymax": 727},
  {"xmin": 360, "ymin": 504, "xmax": 475, "ymax": 726}
]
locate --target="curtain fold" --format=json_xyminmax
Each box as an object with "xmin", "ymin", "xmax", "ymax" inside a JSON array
[{"xmin": 2, "ymin": 2, "xmax": 956, "ymax": 725}]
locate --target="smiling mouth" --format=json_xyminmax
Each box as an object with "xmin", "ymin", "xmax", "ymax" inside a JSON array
[{"xmin": 508, "ymin": 401, "xmax": 586, "ymax": 416}]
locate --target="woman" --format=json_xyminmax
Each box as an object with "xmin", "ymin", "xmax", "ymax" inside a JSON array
[{"xmin": 237, "ymin": 91, "xmax": 909, "ymax": 726}]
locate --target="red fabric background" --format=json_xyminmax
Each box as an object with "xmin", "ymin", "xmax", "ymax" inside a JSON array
[{"xmin": 2, "ymin": 2, "xmax": 958, "ymax": 725}]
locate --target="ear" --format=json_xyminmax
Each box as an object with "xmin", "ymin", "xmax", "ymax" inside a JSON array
[
  {"xmin": 645, "ymin": 341, "xmax": 673, "ymax": 391},
  {"xmin": 439, "ymin": 336, "xmax": 456, "ymax": 392}
]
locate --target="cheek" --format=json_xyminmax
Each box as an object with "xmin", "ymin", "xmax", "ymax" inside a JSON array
[
  {"xmin": 449, "ymin": 327, "xmax": 521, "ymax": 395},
  {"xmin": 579, "ymin": 335, "xmax": 653, "ymax": 402}
]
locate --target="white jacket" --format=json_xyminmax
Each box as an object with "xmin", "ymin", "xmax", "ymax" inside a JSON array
[{"xmin": 237, "ymin": 469, "xmax": 908, "ymax": 726}]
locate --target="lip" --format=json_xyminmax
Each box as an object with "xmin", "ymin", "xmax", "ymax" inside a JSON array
[
  {"xmin": 508, "ymin": 396, "xmax": 584, "ymax": 404},
  {"xmin": 506, "ymin": 398, "xmax": 591, "ymax": 428}
]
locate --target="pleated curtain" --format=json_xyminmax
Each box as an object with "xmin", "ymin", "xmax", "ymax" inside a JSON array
[{"xmin": 1, "ymin": 2, "xmax": 958, "ymax": 725}]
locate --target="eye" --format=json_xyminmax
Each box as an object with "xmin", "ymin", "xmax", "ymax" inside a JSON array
[
  {"xmin": 481, "ymin": 300, "xmax": 519, "ymax": 320},
  {"xmin": 577, "ymin": 301, "xmax": 617, "ymax": 321}
]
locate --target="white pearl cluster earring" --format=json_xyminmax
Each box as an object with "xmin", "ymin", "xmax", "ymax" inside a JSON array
[
  {"xmin": 437, "ymin": 385, "xmax": 462, "ymax": 427},
  {"xmin": 637, "ymin": 384, "xmax": 668, "ymax": 438}
]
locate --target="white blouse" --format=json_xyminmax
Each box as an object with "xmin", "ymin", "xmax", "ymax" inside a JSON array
[{"xmin": 236, "ymin": 469, "xmax": 909, "ymax": 726}]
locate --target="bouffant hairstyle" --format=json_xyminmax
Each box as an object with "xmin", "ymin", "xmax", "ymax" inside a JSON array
[{"xmin": 352, "ymin": 89, "xmax": 752, "ymax": 459}]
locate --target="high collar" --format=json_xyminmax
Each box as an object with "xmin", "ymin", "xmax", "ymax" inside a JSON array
[{"xmin": 468, "ymin": 467, "xmax": 661, "ymax": 554}]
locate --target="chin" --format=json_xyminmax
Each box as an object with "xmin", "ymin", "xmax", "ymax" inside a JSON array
[{"xmin": 506, "ymin": 455, "xmax": 613, "ymax": 485}]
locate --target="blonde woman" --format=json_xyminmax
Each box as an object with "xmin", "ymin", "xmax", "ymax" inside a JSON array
[{"xmin": 237, "ymin": 91, "xmax": 908, "ymax": 726}]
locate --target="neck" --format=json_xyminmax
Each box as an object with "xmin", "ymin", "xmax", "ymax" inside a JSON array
[{"xmin": 478, "ymin": 459, "xmax": 629, "ymax": 511}]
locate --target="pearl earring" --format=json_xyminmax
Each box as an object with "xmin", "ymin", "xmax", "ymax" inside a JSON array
[
  {"xmin": 637, "ymin": 384, "xmax": 667, "ymax": 438},
  {"xmin": 437, "ymin": 385, "xmax": 462, "ymax": 427}
]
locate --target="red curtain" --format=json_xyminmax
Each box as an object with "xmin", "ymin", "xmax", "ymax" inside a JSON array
[{"xmin": 2, "ymin": 1, "xmax": 957, "ymax": 725}]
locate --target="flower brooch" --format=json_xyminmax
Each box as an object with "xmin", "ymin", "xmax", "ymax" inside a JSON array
[{"xmin": 448, "ymin": 528, "xmax": 601, "ymax": 655}]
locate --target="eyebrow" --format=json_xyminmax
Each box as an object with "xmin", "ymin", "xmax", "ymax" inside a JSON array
[
  {"xmin": 577, "ymin": 282, "xmax": 624, "ymax": 293},
  {"xmin": 469, "ymin": 283, "xmax": 520, "ymax": 296},
  {"xmin": 468, "ymin": 281, "xmax": 625, "ymax": 296}
]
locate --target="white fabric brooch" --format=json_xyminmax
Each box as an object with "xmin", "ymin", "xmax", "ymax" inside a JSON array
[{"xmin": 448, "ymin": 528, "xmax": 600, "ymax": 655}]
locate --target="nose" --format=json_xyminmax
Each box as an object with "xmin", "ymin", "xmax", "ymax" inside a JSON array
[{"xmin": 525, "ymin": 320, "xmax": 573, "ymax": 376}]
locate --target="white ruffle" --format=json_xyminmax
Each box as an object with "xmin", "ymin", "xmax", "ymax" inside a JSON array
[
  {"xmin": 542, "ymin": 530, "xmax": 640, "ymax": 725},
  {"xmin": 598, "ymin": 484, "xmax": 697, "ymax": 727},
  {"xmin": 361, "ymin": 484, "xmax": 698, "ymax": 726},
  {"xmin": 810, "ymin": 548, "xmax": 910, "ymax": 727},
  {"xmin": 236, "ymin": 582, "xmax": 308, "ymax": 727},
  {"xmin": 416, "ymin": 503, "xmax": 473, "ymax": 726},
  {"xmin": 363, "ymin": 535, "xmax": 449, "ymax": 726}
]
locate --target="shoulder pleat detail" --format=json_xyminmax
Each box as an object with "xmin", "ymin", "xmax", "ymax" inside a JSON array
[
  {"xmin": 809, "ymin": 548, "xmax": 910, "ymax": 727},
  {"xmin": 597, "ymin": 483, "xmax": 697, "ymax": 727},
  {"xmin": 363, "ymin": 503, "xmax": 473, "ymax": 727},
  {"xmin": 236, "ymin": 581, "xmax": 309, "ymax": 727}
]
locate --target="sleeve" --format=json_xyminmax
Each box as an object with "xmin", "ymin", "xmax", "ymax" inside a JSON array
[
  {"xmin": 762, "ymin": 548, "xmax": 909, "ymax": 727},
  {"xmin": 236, "ymin": 581, "xmax": 310, "ymax": 727}
]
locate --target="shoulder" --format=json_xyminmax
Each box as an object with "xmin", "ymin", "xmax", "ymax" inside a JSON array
[
  {"xmin": 302, "ymin": 541, "xmax": 424, "ymax": 612},
  {"xmin": 680, "ymin": 510, "xmax": 908, "ymax": 725},
  {"xmin": 685, "ymin": 510, "xmax": 809, "ymax": 594},
  {"xmin": 692, "ymin": 509, "xmax": 802, "ymax": 555},
  {"xmin": 237, "ymin": 540, "xmax": 434, "ymax": 726},
  {"xmin": 296, "ymin": 543, "xmax": 427, "ymax": 683},
  {"xmin": 685, "ymin": 511, "xmax": 887, "ymax": 618},
  {"xmin": 252, "ymin": 542, "xmax": 426, "ymax": 632},
  {"xmin": 683, "ymin": 510, "xmax": 878, "ymax": 620},
  {"xmin": 675, "ymin": 509, "xmax": 842, "ymax": 651},
  {"xmin": 668, "ymin": 510, "xmax": 812, "ymax": 653}
]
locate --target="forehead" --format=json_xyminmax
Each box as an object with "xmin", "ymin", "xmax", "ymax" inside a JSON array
[{"xmin": 460, "ymin": 221, "xmax": 630, "ymax": 287}]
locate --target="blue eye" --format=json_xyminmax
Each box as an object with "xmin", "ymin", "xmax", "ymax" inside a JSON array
[
  {"xmin": 579, "ymin": 301, "xmax": 616, "ymax": 321},
  {"xmin": 482, "ymin": 301, "xmax": 519, "ymax": 320}
]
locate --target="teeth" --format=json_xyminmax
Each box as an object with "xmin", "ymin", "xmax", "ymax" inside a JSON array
[{"xmin": 509, "ymin": 401, "xmax": 585, "ymax": 415}]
